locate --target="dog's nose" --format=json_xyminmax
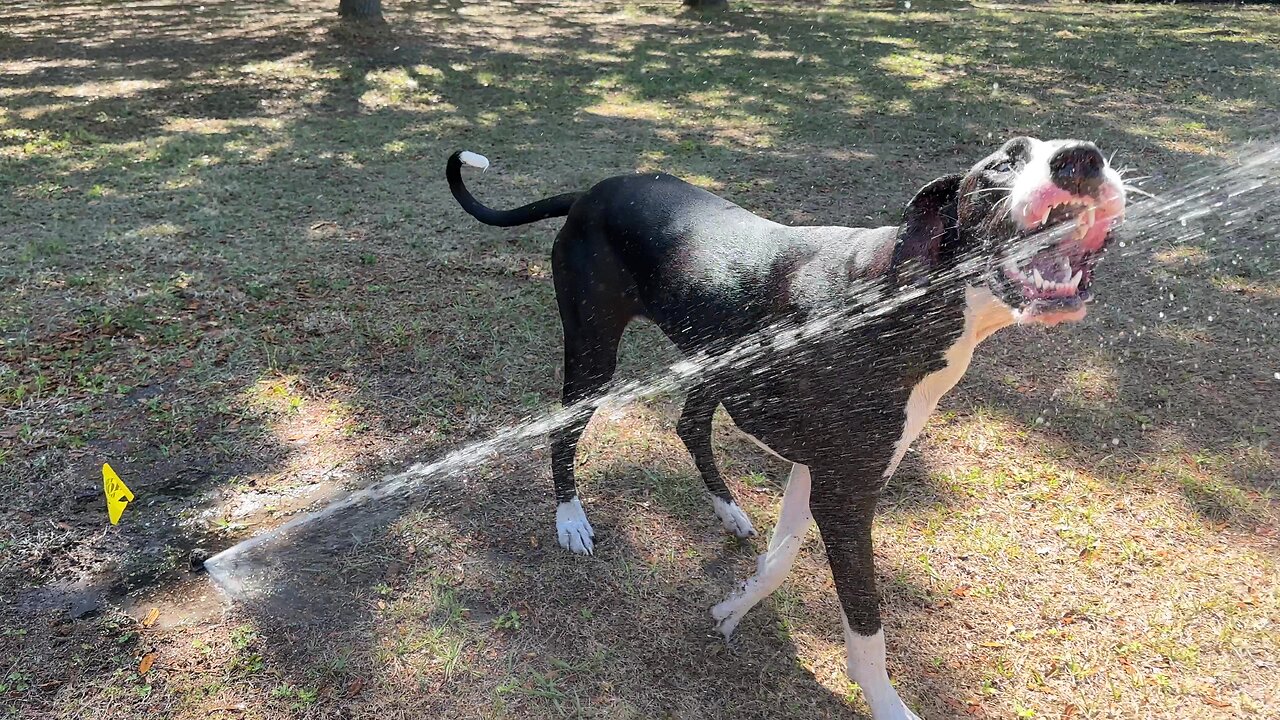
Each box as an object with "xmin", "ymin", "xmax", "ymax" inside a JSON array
[{"xmin": 1049, "ymin": 142, "xmax": 1105, "ymax": 197}]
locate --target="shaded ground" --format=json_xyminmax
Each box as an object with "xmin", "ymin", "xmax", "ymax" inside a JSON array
[{"xmin": 1, "ymin": 0, "xmax": 1278, "ymax": 718}]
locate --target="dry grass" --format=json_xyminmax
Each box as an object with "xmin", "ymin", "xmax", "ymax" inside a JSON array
[{"xmin": 2, "ymin": 1, "xmax": 1278, "ymax": 718}]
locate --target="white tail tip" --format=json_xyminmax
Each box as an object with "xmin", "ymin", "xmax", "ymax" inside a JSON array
[{"xmin": 458, "ymin": 151, "xmax": 489, "ymax": 171}]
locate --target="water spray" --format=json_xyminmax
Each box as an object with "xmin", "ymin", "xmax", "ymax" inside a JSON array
[{"xmin": 204, "ymin": 138, "xmax": 1280, "ymax": 601}]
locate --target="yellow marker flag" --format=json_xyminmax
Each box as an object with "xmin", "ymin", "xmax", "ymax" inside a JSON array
[{"xmin": 103, "ymin": 463, "xmax": 134, "ymax": 525}]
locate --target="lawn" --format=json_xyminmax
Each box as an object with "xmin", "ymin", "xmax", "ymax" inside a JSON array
[{"xmin": 1, "ymin": 0, "xmax": 1278, "ymax": 718}]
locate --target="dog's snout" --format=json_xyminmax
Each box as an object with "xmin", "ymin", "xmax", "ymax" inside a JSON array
[{"xmin": 1049, "ymin": 142, "xmax": 1104, "ymax": 197}]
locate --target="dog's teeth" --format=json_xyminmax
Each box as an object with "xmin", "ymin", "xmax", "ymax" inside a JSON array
[
  {"xmin": 1069, "ymin": 270, "xmax": 1083, "ymax": 290},
  {"xmin": 1033, "ymin": 269, "xmax": 1045, "ymax": 289},
  {"xmin": 1083, "ymin": 207, "xmax": 1096, "ymax": 226}
]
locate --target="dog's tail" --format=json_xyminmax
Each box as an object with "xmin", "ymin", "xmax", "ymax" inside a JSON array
[{"xmin": 447, "ymin": 150, "xmax": 582, "ymax": 227}]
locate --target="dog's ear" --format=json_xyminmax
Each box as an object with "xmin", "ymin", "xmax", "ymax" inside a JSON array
[{"xmin": 890, "ymin": 174, "xmax": 963, "ymax": 289}]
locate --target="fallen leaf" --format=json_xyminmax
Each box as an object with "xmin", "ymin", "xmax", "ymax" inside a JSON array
[
  {"xmin": 1201, "ymin": 694, "xmax": 1231, "ymax": 709},
  {"xmin": 142, "ymin": 607, "xmax": 160, "ymax": 627},
  {"xmin": 1061, "ymin": 703, "xmax": 1078, "ymax": 720},
  {"xmin": 345, "ymin": 678, "xmax": 364, "ymax": 697},
  {"xmin": 138, "ymin": 653, "xmax": 155, "ymax": 675}
]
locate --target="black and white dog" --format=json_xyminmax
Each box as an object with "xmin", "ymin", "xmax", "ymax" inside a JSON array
[{"xmin": 446, "ymin": 137, "xmax": 1125, "ymax": 719}]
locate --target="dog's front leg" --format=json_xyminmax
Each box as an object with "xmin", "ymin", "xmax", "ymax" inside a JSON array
[
  {"xmin": 811, "ymin": 475, "xmax": 922, "ymax": 720},
  {"xmin": 711, "ymin": 462, "xmax": 812, "ymax": 638}
]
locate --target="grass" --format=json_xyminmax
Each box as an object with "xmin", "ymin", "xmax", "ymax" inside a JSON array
[{"xmin": 2, "ymin": 0, "xmax": 1279, "ymax": 718}]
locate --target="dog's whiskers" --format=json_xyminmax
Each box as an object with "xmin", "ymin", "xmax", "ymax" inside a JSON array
[
  {"xmin": 964, "ymin": 187, "xmax": 1009, "ymax": 199},
  {"xmin": 1122, "ymin": 184, "xmax": 1159, "ymax": 200},
  {"xmin": 994, "ymin": 195, "xmax": 1012, "ymax": 222}
]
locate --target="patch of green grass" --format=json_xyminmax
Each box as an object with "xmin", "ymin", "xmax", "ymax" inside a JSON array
[
  {"xmin": 1148, "ymin": 453, "xmax": 1262, "ymax": 523},
  {"xmin": 1177, "ymin": 472, "xmax": 1256, "ymax": 522},
  {"xmin": 270, "ymin": 683, "xmax": 319, "ymax": 711},
  {"xmin": 493, "ymin": 610, "xmax": 522, "ymax": 631}
]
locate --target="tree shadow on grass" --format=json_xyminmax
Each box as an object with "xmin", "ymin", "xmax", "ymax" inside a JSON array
[{"xmin": 206, "ymin": 439, "xmax": 982, "ymax": 718}]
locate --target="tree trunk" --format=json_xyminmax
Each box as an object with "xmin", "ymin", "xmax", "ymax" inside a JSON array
[
  {"xmin": 338, "ymin": 0, "xmax": 383, "ymax": 22},
  {"xmin": 683, "ymin": 0, "xmax": 728, "ymax": 8}
]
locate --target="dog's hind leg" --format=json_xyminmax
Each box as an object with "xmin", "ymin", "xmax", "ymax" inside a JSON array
[
  {"xmin": 677, "ymin": 384, "xmax": 756, "ymax": 539},
  {"xmin": 548, "ymin": 231, "xmax": 635, "ymax": 555},
  {"xmin": 549, "ymin": 327, "xmax": 621, "ymax": 555},
  {"xmin": 710, "ymin": 463, "xmax": 812, "ymax": 638}
]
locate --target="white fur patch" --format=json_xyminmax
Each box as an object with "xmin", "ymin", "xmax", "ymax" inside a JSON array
[
  {"xmin": 458, "ymin": 150, "xmax": 489, "ymax": 171},
  {"xmin": 1008, "ymin": 138, "xmax": 1055, "ymax": 228},
  {"xmin": 882, "ymin": 286, "xmax": 1014, "ymax": 479},
  {"xmin": 1007, "ymin": 138, "xmax": 1125, "ymax": 235},
  {"xmin": 711, "ymin": 464, "xmax": 812, "ymax": 638},
  {"xmin": 841, "ymin": 622, "xmax": 922, "ymax": 720},
  {"xmin": 555, "ymin": 497, "xmax": 594, "ymax": 555},
  {"xmin": 711, "ymin": 496, "xmax": 756, "ymax": 538}
]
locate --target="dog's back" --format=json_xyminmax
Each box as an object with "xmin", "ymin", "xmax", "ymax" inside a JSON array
[{"xmin": 558, "ymin": 171, "xmax": 900, "ymax": 352}]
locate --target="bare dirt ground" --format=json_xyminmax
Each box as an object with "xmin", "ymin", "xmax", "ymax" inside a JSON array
[{"xmin": 2, "ymin": 1, "xmax": 1278, "ymax": 718}]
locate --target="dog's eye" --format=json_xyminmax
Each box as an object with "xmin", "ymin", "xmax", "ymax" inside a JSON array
[{"xmin": 991, "ymin": 160, "xmax": 1016, "ymax": 174}]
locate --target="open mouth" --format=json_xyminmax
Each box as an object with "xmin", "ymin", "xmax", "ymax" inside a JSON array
[{"xmin": 1001, "ymin": 198, "xmax": 1116, "ymax": 320}]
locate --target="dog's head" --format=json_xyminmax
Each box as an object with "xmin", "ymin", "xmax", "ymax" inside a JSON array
[{"xmin": 893, "ymin": 136, "xmax": 1126, "ymax": 326}]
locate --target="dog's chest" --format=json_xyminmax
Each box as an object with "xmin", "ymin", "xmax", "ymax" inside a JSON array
[
  {"xmin": 881, "ymin": 287, "xmax": 1008, "ymax": 478},
  {"xmin": 718, "ymin": 286, "xmax": 973, "ymax": 468}
]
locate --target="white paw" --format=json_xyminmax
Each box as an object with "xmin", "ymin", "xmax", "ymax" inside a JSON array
[
  {"xmin": 710, "ymin": 594, "xmax": 748, "ymax": 639},
  {"xmin": 710, "ymin": 568, "xmax": 760, "ymax": 639},
  {"xmin": 846, "ymin": 626, "xmax": 924, "ymax": 720},
  {"xmin": 860, "ymin": 687, "xmax": 923, "ymax": 720},
  {"xmin": 711, "ymin": 496, "xmax": 756, "ymax": 538},
  {"xmin": 870, "ymin": 700, "xmax": 922, "ymax": 720},
  {"xmin": 556, "ymin": 497, "xmax": 595, "ymax": 555}
]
